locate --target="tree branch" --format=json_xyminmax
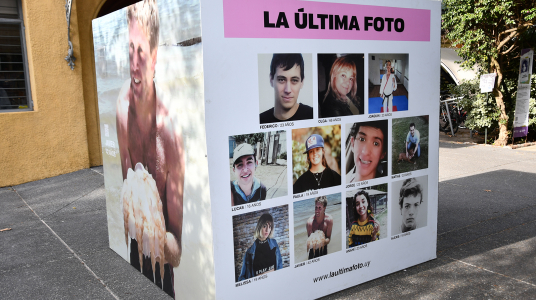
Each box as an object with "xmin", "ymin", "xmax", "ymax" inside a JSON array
[
  {"xmin": 496, "ymin": 30, "xmax": 519, "ymax": 51},
  {"xmin": 501, "ymin": 43, "xmax": 517, "ymax": 55},
  {"xmin": 498, "ymin": 22, "xmax": 534, "ymax": 37}
]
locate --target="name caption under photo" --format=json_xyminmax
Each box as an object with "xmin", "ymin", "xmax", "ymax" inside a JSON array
[
  {"xmin": 346, "ymin": 243, "xmax": 367, "ymax": 253},
  {"xmin": 318, "ymin": 117, "xmax": 341, "ymax": 124},
  {"xmin": 294, "ymin": 257, "xmax": 321, "ymax": 269},
  {"xmin": 260, "ymin": 122, "xmax": 294, "ymax": 130},
  {"xmin": 293, "ymin": 190, "xmax": 319, "ymax": 199},
  {"xmin": 368, "ymin": 113, "xmax": 392, "ymax": 119},
  {"xmin": 392, "ymin": 171, "xmax": 412, "ymax": 179},
  {"xmin": 235, "ymin": 273, "xmax": 269, "ymax": 287},
  {"xmin": 346, "ymin": 180, "xmax": 369, "ymax": 189},
  {"xmin": 391, "ymin": 231, "xmax": 411, "ymax": 240},
  {"xmin": 232, "ymin": 201, "xmax": 262, "ymax": 212}
]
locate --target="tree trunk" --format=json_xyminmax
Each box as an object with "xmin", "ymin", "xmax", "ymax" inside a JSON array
[
  {"xmin": 493, "ymin": 89, "xmax": 509, "ymax": 146},
  {"xmin": 491, "ymin": 57, "xmax": 509, "ymax": 146}
]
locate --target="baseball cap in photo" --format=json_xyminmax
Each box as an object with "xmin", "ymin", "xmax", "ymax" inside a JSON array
[
  {"xmin": 233, "ymin": 143, "xmax": 255, "ymax": 165},
  {"xmin": 304, "ymin": 134, "xmax": 324, "ymax": 154}
]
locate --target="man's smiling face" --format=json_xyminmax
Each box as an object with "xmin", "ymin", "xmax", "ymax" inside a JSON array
[
  {"xmin": 233, "ymin": 155, "xmax": 256, "ymax": 187},
  {"xmin": 351, "ymin": 126, "xmax": 385, "ymax": 181},
  {"xmin": 129, "ymin": 20, "xmax": 157, "ymax": 101},
  {"xmin": 270, "ymin": 64, "xmax": 303, "ymax": 112}
]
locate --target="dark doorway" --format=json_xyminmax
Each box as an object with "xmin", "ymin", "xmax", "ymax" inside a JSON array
[{"xmin": 97, "ymin": 0, "xmax": 140, "ymax": 18}]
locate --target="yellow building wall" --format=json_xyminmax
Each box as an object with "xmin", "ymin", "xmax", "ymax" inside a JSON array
[
  {"xmin": 77, "ymin": 0, "xmax": 107, "ymax": 168},
  {"xmin": 0, "ymin": 0, "xmax": 106, "ymax": 187}
]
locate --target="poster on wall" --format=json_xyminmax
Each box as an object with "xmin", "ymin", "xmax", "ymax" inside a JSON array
[{"xmin": 95, "ymin": 0, "xmax": 440, "ymax": 299}]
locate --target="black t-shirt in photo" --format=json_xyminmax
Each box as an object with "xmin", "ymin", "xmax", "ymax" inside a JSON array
[
  {"xmin": 259, "ymin": 103, "xmax": 313, "ymax": 124},
  {"xmin": 293, "ymin": 167, "xmax": 341, "ymax": 194},
  {"xmin": 253, "ymin": 239, "xmax": 276, "ymax": 276}
]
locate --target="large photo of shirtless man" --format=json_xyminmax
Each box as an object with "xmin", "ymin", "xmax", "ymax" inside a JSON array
[{"xmin": 115, "ymin": 0, "xmax": 184, "ymax": 296}]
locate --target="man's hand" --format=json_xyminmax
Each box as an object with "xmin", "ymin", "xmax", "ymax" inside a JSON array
[{"xmin": 164, "ymin": 232, "xmax": 181, "ymax": 267}]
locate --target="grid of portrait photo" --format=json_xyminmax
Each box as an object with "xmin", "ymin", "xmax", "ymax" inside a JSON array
[{"xmin": 226, "ymin": 51, "xmax": 432, "ymax": 283}]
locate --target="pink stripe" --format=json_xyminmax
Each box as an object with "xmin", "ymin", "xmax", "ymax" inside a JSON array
[{"xmin": 223, "ymin": 0, "xmax": 430, "ymax": 41}]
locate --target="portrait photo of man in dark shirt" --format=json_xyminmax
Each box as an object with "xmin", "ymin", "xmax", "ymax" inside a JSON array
[{"xmin": 259, "ymin": 53, "xmax": 314, "ymax": 124}]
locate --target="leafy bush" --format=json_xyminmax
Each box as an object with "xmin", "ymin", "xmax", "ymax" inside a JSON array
[
  {"xmin": 279, "ymin": 152, "xmax": 287, "ymax": 160},
  {"xmin": 449, "ymin": 79, "xmax": 500, "ymax": 131},
  {"xmin": 449, "ymin": 76, "xmax": 536, "ymax": 141}
]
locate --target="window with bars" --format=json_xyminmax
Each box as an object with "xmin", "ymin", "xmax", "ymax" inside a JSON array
[{"xmin": 0, "ymin": 0, "xmax": 31, "ymax": 111}]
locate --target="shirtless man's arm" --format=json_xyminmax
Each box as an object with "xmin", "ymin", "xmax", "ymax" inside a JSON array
[
  {"xmin": 117, "ymin": 81, "xmax": 132, "ymax": 179},
  {"xmin": 306, "ymin": 216, "xmax": 314, "ymax": 237},
  {"xmin": 161, "ymin": 117, "xmax": 184, "ymax": 268},
  {"xmin": 323, "ymin": 214, "xmax": 334, "ymax": 245}
]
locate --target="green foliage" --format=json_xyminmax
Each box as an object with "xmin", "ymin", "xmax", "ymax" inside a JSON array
[
  {"xmin": 450, "ymin": 76, "xmax": 536, "ymax": 135},
  {"xmin": 292, "ymin": 140, "xmax": 308, "ymax": 181},
  {"xmin": 449, "ymin": 79, "xmax": 500, "ymax": 130},
  {"xmin": 374, "ymin": 183, "xmax": 388, "ymax": 193},
  {"xmin": 279, "ymin": 151, "xmax": 287, "ymax": 160},
  {"xmin": 442, "ymin": 0, "xmax": 536, "ymax": 143},
  {"xmin": 442, "ymin": 1, "xmax": 536, "ymax": 73},
  {"xmin": 525, "ymin": 77, "xmax": 536, "ymax": 130},
  {"xmin": 233, "ymin": 133, "xmax": 265, "ymax": 145}
]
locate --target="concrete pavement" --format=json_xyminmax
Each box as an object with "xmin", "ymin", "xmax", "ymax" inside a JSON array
[{"xmin": 1, "ymin": 142, "xmax": 536, "ymax": 299}]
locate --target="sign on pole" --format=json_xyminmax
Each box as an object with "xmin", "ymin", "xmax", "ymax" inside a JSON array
[
  {"xmin": 513, "ymin": 49, "xmax": 534, "ymax": 138},
  {"xmin": 480, "ymin": 73, "xmax": 496, "ymax": 93}
]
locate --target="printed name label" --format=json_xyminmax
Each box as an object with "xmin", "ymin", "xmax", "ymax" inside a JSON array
[
  {"xmin": 346, "ymin": 244, "xmax": 367, "ymax": 253},
  {"xmin": 391, "ymin": 231, "xmax": 411, "ymax": 240},
  {"xmin": 235, "ymin": 279, "xmax": 251, "ymax": 287}
]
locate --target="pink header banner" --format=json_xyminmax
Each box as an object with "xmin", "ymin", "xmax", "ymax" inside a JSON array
[{"xmin": 223, "ymin": 0, "xmax": 430, "ymax": 41}]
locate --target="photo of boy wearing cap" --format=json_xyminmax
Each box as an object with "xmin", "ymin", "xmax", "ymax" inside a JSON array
[
  {"xmin": 292, "ymin": 126, "xmax": 342, "ymax": 194},
  {"xmin": 231, "ymin": 143, "xmax": 267, "ymax": 206}
]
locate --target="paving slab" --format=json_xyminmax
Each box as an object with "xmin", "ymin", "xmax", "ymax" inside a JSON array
[
  {"xmin": 0, "ymin": 219, "xmax": 74, "ymax": 273},
  {"xmin": 42, "ymin": 208, "xmax": 110, "ymax": 257},
  {"xmin": 0, "ymin": 188, "xmax": 39, "ymax": 228},
  {"xmin": 13, "ymin": 169, "xmax": 104, "ymax": 218},
  {"xmin": 80, "ymin": 249, "xmax": 171, "ymax": 300},
  {"xmin": 0, "ymin": 254, "xmax": 115, "ymax": 300}
]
